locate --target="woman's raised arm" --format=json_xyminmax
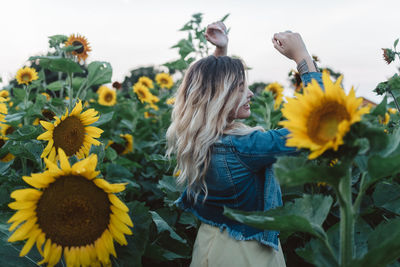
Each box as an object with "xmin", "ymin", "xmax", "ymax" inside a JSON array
[{"xmin": 205, "ymin": 21, "xmax": 228, "ymax": 57}]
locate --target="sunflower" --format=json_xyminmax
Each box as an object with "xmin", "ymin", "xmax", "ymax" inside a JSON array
[
  {"xmin": 133, "ymin": 83, "xmax": 153, "ymax": 103},
  {"xmin": 41, "ymin": 92, "xmax": 51, "ymax": 101},
  {"xmin": 279, "ymin": 70, "xmax": 370, "ymax": 159},
  {"xmin": 37, "ymin": 101, "xmax": 103, "ymax": 162},
  {"xmin": 265, "ymin": 82, "xmax": 284, "ymax": 109},
  {"xmin": 7, "ymin": 148, "xmax": 132, "ymax": 267},
  {"xmin": 148, "ymin": 95, "xmax": 160, "ymax": 110},
  {"xmin": 65, "ymin": 34, "xmax": 91, "ymax": 62},
  {"xmin": 166, "ymin": 97, "xmax": 176, "ymax": 105},
  {"xmin": 379, "ymin": 112, "xmax": 390, "ymax": 125},
  {"xmin": 0, "ymin": 124, "xmax": 15, "ymax": 138},
  {"xmin": 388, "ymin": 108, "xmax": 397, "ymax": 114},
  {"xmin": 155, "ymin": 73, "xmax": 174, "ymax": 89},
  {"xmin": 137, "ymin": 76, "xmax": 154, "ymax": 89},
  {"xmin": 0, "ymin": 90, "xmax": 10, "ymax": 101},
  {"xmin": 98, "ymin": 86, "xmax": 117, "ymax": 106},
  {"xmin": 0, "ymin": 137, "xmax": 14, "ymax": 162},
  {"xmin": 107, "ymin": 134, "xmax": 134, "ymax": 155},
  {"xmin": 16, "ymin": 67, "xmax": 39, "ymax": 85}
]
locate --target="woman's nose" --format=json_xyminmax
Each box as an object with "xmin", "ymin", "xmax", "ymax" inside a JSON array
[{"xmin": 247, "ymin": 89, "xmax": 254, "ymax": 98}]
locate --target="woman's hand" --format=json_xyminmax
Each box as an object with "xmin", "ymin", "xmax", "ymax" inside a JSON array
[
  {"xmin": 272, "ymin": 31, "xmax": 310, "ymax": 64},
  {"xmin": 205, "ymin": 21, "xmax": 228, "ymax": 57},
  {"xmin": 272, "ymin": 31, "xmax": 317, "ymax": 72}
]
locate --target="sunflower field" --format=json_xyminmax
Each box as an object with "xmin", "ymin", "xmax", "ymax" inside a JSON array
[{"xmin": 0, "ymin": 13, "xmax": 400, "ymax": 267}]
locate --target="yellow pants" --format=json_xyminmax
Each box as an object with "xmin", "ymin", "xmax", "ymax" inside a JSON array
[{"xmin": 190, "ymin": 223, "xmax": 286, "ymax": 267}]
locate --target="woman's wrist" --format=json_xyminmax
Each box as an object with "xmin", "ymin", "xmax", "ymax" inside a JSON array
[
  {"xmin": 214, "ymin": 46, "xmax": 228, "ymax": 57},
  {"xmin": 295, "ymin": 55, "xmax": 318, "ymax": 74}
]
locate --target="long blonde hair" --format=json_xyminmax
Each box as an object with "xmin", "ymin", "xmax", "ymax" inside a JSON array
[{"xmin": 166, "ymin": 56, "xmax": 263, "ymax": 201}]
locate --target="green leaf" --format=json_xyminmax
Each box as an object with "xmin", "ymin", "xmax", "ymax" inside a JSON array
[
  {"xmin": 220, "ymin": 13, "xmax": 230, "ymax": 22},
  {"xmin": 224, "ymin": 194, "xmax": 332, "ymax": 239},
  {"xmin": 394, "ymin": 38, "xmax": 399, "ymax": 49},
  {"xmin": 368, "ymin": 153, "xmax": 400, "ymax": 180},
  {"xmin": 273, "ymin": 156, "xmax": 347, "ymax": 188},
  {"xmin": 12, "ymin": 88, "xmax": 26, "ymax": 101},
  {"xmin": 351, "ymin": 219, "xmax": 400, "ymax": 267},
  {"xmin": 171, "ymin": 39, "xmax": 195, "ymax": 59},
  {"xmin": 371, "ymin": 95, "xmax": 387, "ymax": 116},
  {"xmin": 105, "ymin": 147, "xmax": 117, "ymax": 161},
  {"xmin": 105, "ymin": 163, "xmax": 133, "ymax": 179},
  {"xmin": 149, "ymin": 211, "xmax": 186, "ymax": 244},
  {"xmin": 296, "ymin": 238, "xmax": 339, "ymax": 267},
  {"xmin": 114, "ymin": 201, "xmax": 152, "ymax": 267},
  {"xmin": 372, "ymin": 182, "xmax": 400, "ymax": 215},
  {"xmin": 31, "ymin": 56, "xmax": 83, "ymax": 74},
  {"xmin": 91, "ymin": 111, "xmax": 114, "ymax": 127},
  {"xmin": 47, "ymin": 80, "xmax": 64, "ymax": 91},
  {"xmin": 86, "ymin": 61, "xmax": 112, "ymax": 87},
  {"xmin": 158, "ymin": 176, "xmax": 180, "ymax": 193},
  {"xmin": 7, "ymin": 126, "xmax": 40, "ymax": 141},
  {"xmin": 5, "ymin": 112, "xmax": 25, "ymax": 123}
]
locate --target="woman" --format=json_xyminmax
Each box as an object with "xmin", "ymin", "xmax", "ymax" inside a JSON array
[{"xmin": 166, "ymin": 22, "xmax": 322, "ymax": 267}]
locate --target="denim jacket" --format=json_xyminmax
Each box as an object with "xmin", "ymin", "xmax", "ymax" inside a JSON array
[{"xmin": 175, "ymin": 72, "xmax": 323, "ymax": 250}]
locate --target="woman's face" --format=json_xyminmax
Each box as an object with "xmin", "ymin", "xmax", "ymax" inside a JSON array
[{"xmin": 234, "ymin": 85, "xmax": 254, "ymax": 119}]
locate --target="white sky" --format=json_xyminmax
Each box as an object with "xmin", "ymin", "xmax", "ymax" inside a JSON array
[{"xmin": 1, "ymin": 0, "xmax": 400, "ymax": 103}]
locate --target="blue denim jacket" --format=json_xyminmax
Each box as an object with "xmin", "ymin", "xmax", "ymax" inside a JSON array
[{"xmin": 175, "ymin": 72, "xmax": 323, "ymax": 250}]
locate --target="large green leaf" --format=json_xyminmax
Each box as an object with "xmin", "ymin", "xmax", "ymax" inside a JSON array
[
  {"xmin": 372, "ymin": 182, "xmax": 400, "ymax": 215},
  {"xmin": 224, "ymin": 194, "xmax": 332, "ymax": 239},
  {"xmin": 351, "ymin": 219, "xmax": 400, "ymax": 267},
  {"xmin": 149, "ymin": 211, "xmax": 186, "ymax": 244},
  {"xmin": 47, "ymin": 80, "xmax": 64, "ymax": 91},
  {"xmin": 273, "ymin": 156, "xmax": 348, "ymax": 188},
  {"xmin": 114, "ymin": 201, "xmax": 152, "ymax": 267},
  {"xmin": 86, "ymin": 61, "xmax": 112, "ymax": 87},
  {"xmin": 30, "ymin": 56, "xmax": 83, "ymax": 74},
  {"xmin": 368, "ymin": 153, "xmax": 400, "ymax": 180}
]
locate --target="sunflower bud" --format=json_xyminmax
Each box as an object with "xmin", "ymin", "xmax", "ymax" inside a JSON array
[{"xmin": 382, "ymin": 48, "xmax": 395, "ymax": 64}]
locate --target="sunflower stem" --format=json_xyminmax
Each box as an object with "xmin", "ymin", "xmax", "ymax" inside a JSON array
[
  {"xmin": 75, "ymin": 79, "xmax": 87, "ymax": 101},
  {"xmin": 353, "ymin": 172, "xmax": 367, "ymax": 214},
  {"xmin": 23, "ymin": 84, "xmax": 31, "ymax": 125},
  {"xmin": 338, "ymin": 170, "xmax": 354, "ymax": 266},
  {"xmin": 67, "ymin": 73, "xmax": 74, "ymax": 110},
  {"xmin": 58, "ymin": 72, "xmax": 64, "ymax": 99}
]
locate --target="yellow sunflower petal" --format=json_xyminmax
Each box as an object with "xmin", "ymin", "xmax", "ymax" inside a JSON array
[
  {"xmin": 10, "ymin": 189, "xmax": 42, "ymax": 201},
  {"xmin": 8, "ymin": 201, "xmax": 36, "ymax": 210},
  {"xmin": 39, "ymin": 121, "xmax": 55, "ymax": 131},
  {"xmin": 37, "ymin": 131, "xmax": 52, "ymax": 140},
  {"xmin": 110, "ymin": 214, "xmax": 132, "ymax": 235},
  {"xmin": 19, "ymin": 227, "xmax": 41, "ymax": 256},
  {"xmin": 8, "ymin": 218, "xmax": 37, "ymax": 242},
  {"xmin": 7, "ymin": 209, "xmax": 35, "ymax": 224},
  {"xmin": 93, "ymin": 179, "xmax": 126, "ymax": 193},
  {"xmin": 85, "ymin": 126, "xmax": 104, "ymax": 138},
  {"xmin": 57, "ymin": 148, "xmax": 71, "ymax": 171},
  {"xmin": 110, "ymin": 205, "xmax": 133, "ymax": 227},
  {"xmin": 70, "ymin": 100, "xmax": 83, "ymax": 116},
  {"xmin": 36, "ymin": 232, "xmax": 46, "ymax": 256},
  {"xmin": 109, "ymin": 194, "xmax": 129, "ymax": 212}
]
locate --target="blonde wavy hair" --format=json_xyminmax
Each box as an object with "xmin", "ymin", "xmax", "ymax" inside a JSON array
[{"xmin": 166, "ymin": 56, "xmax": 263, "ymax": 201}]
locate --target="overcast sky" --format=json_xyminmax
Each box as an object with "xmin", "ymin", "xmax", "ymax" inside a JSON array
[{"xmin": 1, "ymin": 0, "xmax": 399, "ymax": 103}]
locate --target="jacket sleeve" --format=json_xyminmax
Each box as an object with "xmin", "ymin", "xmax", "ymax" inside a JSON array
[
  {"xmin": 301, "ymin": 72, "xmax": 323, "ymax": 89},
  {"xmin": 229, "ymin": 129, "xmax": 298, "ymax": 172}
]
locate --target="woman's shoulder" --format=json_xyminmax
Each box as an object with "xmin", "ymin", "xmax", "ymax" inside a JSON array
[{"xmin": 226, "ymin": 128, "xmax": 291, "ymax": 154}]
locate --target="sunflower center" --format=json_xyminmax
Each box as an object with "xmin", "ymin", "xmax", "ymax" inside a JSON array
[
  {"xmin": 5, "ymin": 126, "xmax": 15, "ymax": 135},
  {"xmin": 307, "ymin": 102, "xmax": 350, "ymax": 145},
  {"xmin": 22, "ymin": 74, "xmax": 32, "ymax": 82},
  {"xmin": 72, "ymin": 41, "xmax": 84, "ymax": 54},
  {"xmin": 42, "ymin": 109, "xmax": 55, "ymax": 121},
  {"xmin": 105, "ymin": 92, "xmax": 114, "ymax": 102},
  {"xmin": 110, "ymin": 138, "xmax": 127, "ymax": 155},
  {"xmin": 53, "ymin": 116, "xmax": 85, "ymax": 156},
  {"xmin": 161, "ymin": 78, "xmax": 168, "ymax": 84},
  {"xmin": 36, "ymin": 175, "xmax": 110, "ymax": 247},
  {"xmin": 137, "ymin": 89, "xmax": 146, "ymax": 99}
]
